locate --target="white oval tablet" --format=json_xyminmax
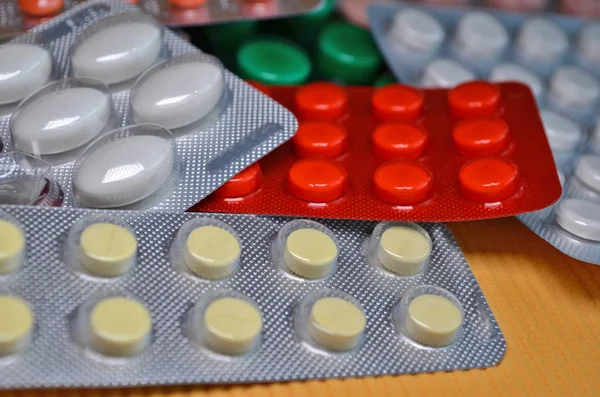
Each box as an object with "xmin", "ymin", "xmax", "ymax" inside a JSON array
[
  {"xmin": 72, "ymin": 22, "xmax": 162, "ymax": 85},
  {"xmin": 421, "ymin": 59, "xmax": 475, "ymax": 88},
  {"xmin": 575, "ymin": 155, "xmax": 600, "ymax": 193},
  {"xmin": 540, "ymin": 110, "xmax": 583, "ymax": 152},
  {"xmin": 131, "ymin": 62, "xmax": 224, "ymax": 129},
  {"xmin": 0, "ymin": 43, "xmax": 52, "ymax": 105},
  {"xmin": 549, "ymin": 66, "xmax": 600, "ymax": 109},
  {"xmin": 578, "ymin": 22, "xmax": 600, "ymax": 64},
  {"xmin": 389, "ymin": 9, "xmax": 445, "ymax": 52},
  {"xmin": 517, "ymin": 18, "xmax": 568, "ymax": 62},
  {"xmin": 11, "ymin": 87, "xmax": 111, "ymax": 155},
  {"xmin": 74, "ymin": 135, "xmax": 173, "ymax": 208},
  {"xmin": 455, "ymin": 12, "xmax": 509, "ymax": 58},
  {"xmin": 490, "ymin": 63, "xmax": 544, "ymax": 99},
  {"xmin": 556, "ymin": 199, "xmax": 600, "ymax": 241}
]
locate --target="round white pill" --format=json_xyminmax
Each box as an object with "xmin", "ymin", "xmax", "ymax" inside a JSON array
[
  {"xmin": 455, "ymin": 12, "xmax": 509, "ymax": 58},
  {"xmin": 578, "ymin": 22, "xmax": 600, "ymax": 65},
  {"xmin": 308, "ymin": 297, "xmax": 366, "ymax": 352},
  {"xmin": 74, "ymin": 135, "xmax": 173, "ymax": 208},
  {"xmin": 284, "ymin": 228, "xmax": 338, "ymax": 279},
  {"xmin": 0, "ymin": 220, "xmax": 25, "ymax": 274},
  {"xmin": 0, "ymin": 295, "xmax": 34, "ymax": 356},
  {"xmin": 556, "ymin": 199, "xmax": 600, "ymax": 241},
  {"xmin": 490, "ymin": 63, "xmax": 544, "ymax": 99},
  {"xmin": 558, "ymin": 170, "xmax": 565, "ymax": 186},
  {"xmin": 377, "ymin": 225, "xmax": 431, "ymax": 276},
  {"xmin": 421, "ymin": 59, "xmax": 475, "ymax": 88},
  {"xmin": 0, "ymin": 43, "xmax": 52, "ymax": 105},
  {"xmin": 72, "ymin": 21, "xmax": 162, "ymax": 85},
  {"xmin": 131, "ymin": 61, "xmax": 224, "ymax": 129},
  {"xmin": 79, "ymin": 223, "xmax": 137, "ymax": 277},
  {"xmin": 184, "ymin": 225, "xmax": 241, "ymax": 280},
  {"xmin": 575, "ymin": 155, "xmax": 600, "ymax": 193},
  {"xmin": 517, "ymin": 18, "xmax": 568, "ymax": 62},
  {"xmin": 11, "ymin": 87, "xmax": 112, "ymax": 155},
  {"xmin": 405, "ymin": 294, "xmax": 462, "ymax": 347},
  {"xmin": 388, "ymin": 9, "xmax": 445, "ymax": 52},
  {"xmin": 540, "ymin": 110, "xmax": 583, "ymax": 152},
  {"xmin": 549, "ymin": 66, "xmax": 600, "ymax": 109}
]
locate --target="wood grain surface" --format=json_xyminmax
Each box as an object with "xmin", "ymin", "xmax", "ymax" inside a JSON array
[{"xmin": 2, "ymin": 217, "xmax": 599, "ymax": 396}]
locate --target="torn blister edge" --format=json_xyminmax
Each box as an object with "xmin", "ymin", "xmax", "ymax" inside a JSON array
[
  {"xmin": 0, "ymin": 204, "xmax": 505, "ymax": 388},
  {"xmin": 0, "ymin": 0, "xmax": 298, "ymax": 212}
]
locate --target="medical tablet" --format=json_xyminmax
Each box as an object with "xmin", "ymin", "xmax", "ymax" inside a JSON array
[
  {"xmin": 574, "ymin": 155, "xmax": 600, "ymax": 193},
  {"xmin": 79, "ymin": 223, "xmax": 137, "ymax": 277},
  {"xmin": 0, "ymin": 295, "xmax": 34, "ymax": 356},
  {"xmin": 405, "ymin": 294, "xmax": 462, "ymax": 347},
  {"xmin": 388, "ymin": 9, "xmax": 445, "ymax": 53},
  {"xmin": 540, "ymin": 110, "xmax": 583, "ymax": 152},
  {"xmin": 0, "ymin": 220, "xmax": 25, "ymax": 274},
  {"xmin": 0, "ymin": 43, "xmax": 52, "ymax": 105},
  {"xmin": 490, "ymin": 63, "xmax": 543, "ymax": 99},
  {"xmin": 377, "ymin": 225, "xmax": 432, "ymax": 276},
  {"xmin": 578, "ymin": 22, "xmax": 600, "ymax": 65},
  {"xmin": 89, "ymin": 297, "xmax": 152, "ymax": 357},
  {"xmin": 549, "ymin": 66, "xmax": 600, "ymax": 109},
  {"xmin": 454, "ymin": 12, "xmax": 509, "ymax": 58},
  {"xmin": 421, "ymin": 59, "xmax": 475, "ymax": 88},
  {"xmin": 203, "ymin": 298, "xmax": 262, "ymax": 355},
  {"xmin": 308, "ymin": 297, "xmax": 366, "ymax": 352},
  {"xmin": 284, "ymin": 228, "xmax": 338, "ymax": 279},
  {"xmin": 71, "ymin": 21, "xmax": 162, "ymax": 84},
  {"xmin": 184, "ymin": 225, "xmax": 240, "ymax": 280},
  {"xmin": 517, "ymin": 18, "xmax": 568, "ymax": 62}
]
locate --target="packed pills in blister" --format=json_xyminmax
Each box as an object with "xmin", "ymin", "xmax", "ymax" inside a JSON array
[
  {"xmin": 0, "ymin": 205, "xmax": 505, "ymax": 388},
  {"xmin": 0, "ymin": 0, "xmax": 297, "ymax": 211},
  {"xmin": 195, "ymin": 82, "xmax": 560, "ymax": 222}
]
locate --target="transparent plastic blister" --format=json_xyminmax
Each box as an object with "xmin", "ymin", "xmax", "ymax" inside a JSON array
[
  {"xmin": 0, "ymin": 0, "xmax": 298, "ymax": 211},
  {"xmin": 0, "ymin": 205, "xmax": 505, "ymax": 388},
  {"xmin": 0, "ymin": 290, "xmax": 35, "ymax": 359},
  {"xmin": 368, "ymin": 3, "xmax": 600, "ymax": 128}
]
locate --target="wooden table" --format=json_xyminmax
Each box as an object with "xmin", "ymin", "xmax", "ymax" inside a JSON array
[{"xmin": 3, "ymin": 217, "xmax": 599, "ymax": 397}]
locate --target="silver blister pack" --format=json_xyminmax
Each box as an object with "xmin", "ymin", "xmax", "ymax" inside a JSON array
[
  {"xmin": 0, "ymin": 0, "xmax": 298, "ymax": 212},
  {"xmin": 367, "ymin": 3, "xmax": 600, "ymax": 129},
  {"xmin": 0, "ymin": 205, "xmax": 506, "ymax": 388}
]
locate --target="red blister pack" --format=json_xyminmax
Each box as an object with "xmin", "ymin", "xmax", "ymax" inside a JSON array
[{"xmin": 192, "ymin": 82, "xmax": 562, "ymax": 222}]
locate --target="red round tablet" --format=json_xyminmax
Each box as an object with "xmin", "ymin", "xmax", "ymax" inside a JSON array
[
  {"xmin": 459, "ymin": 157, "xmax": 520, "ymax": 203},
  {"xmin": 292, "ymin": 121, "xmax": 348, "ymax": 158},
  {"xmin": 287, "ymin": 159, "xmax": 347, "ymax": 203},
  {"xmin": 247, "ymin": 80, "xmax": 271, "ymax": 96},
  {"xmin": 168, "ymin": 0, "xmax": 207, "ymax": 8},
  {"xmin": 215, "ymin": 163, "xmax": 262, "ymax": 198},
  {"xmin": 295, "ymin": 82, "xmax": 348, "ymax": 120},
  {"xmin": 372, "ymin": 122, "xmax": 428, "ymax": 160},
  {"xmin": 373, "ymin": 160, "xmax": 434, "ymax": 206},
  {"xmin": 452, "ymin": 117, "xmax": 510, "ymax": 158},
  {"xmin": 371, "ymin": 84, "xmax": 424, "ymax": 121},
  {"xmin": 449, "ymin": 81, "xmax": 501, "ymax": 118},
  {"xmin": 19, "ymin": 0, "xmax": 63, "ymax": 17}
]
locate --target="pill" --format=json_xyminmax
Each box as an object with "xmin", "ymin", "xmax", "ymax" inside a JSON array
[
  {"xmin": 184, "ymin": 226, "xmax": 240, "ymax": 280},
  {"xmin": 0, "ymin": 295, "xmax": 34, "ymax": 356},
  {"xmin": 453, "ymin": 117, "xmax": 510, "ymax": 158},
  {"xmin": 371, "ymin": 84, "xmax": 424, "ymax": 121},
  {"xmin": 0, "ymin": 43, "xmax": 52, "ymax": 105},
  {"xmin": 421, "ymin": 59, "xmax": 475, "ymax": 88},
  {"xmin": 74, "ymin": 135, "xmax": 173, "ymax": 208},
  {"xmin": 71, "ymin": 21, "xmax": 162, "ymax": 85},
  {"xmin": 11, "ymin": 87, "xmax": 112, "ymax": 156},
  {"xmin": 388, "ymin": 9, "xmax": 445, "ymax": 52},
  {"xmin": 490, "ymin": 63, "xmax": 544, "ymax": 99},
  {"xmin": 203, "ymin": 298, "xmax": 262, "ymax": 355},
  {"xmin": 214, "ymin": 163, "xmax": 262, "ymax": 198},
  {"xmin": 89, "ymin": 297, "xmax": 152, "ymax": 357},
  {"xmin": 578, "ymin": 22, "xmax": 600, "ymax": 65},
  {"xmin": 18, "ymin": 0, "xmax": 63, "ymax": 17},
  {"xmin": 372, "ymin": 122, "xmax": 428, "ymax": 160},
  {"xmin": 549, "ymin": 66, "xmax": 600, "ymax": 109},
  {"xmin": 405, "ymin": 294, "xmax": 462, "ymax": 347},
  {"xmin": 459, "ymin": 157, "xmax": 520, "ymax": 203},
  {"xmin": 0, "ymin": 220, "xmax": 25, "ymax": 274},
  {"xmin": 574, "ymin": 155, "xmax": 600, "ymax": 193},
  {"xmin": 448, "ymin": 81, "xmax": 501, "ymax": 118},
  {"xmin": 294, "ymin": 82, "xmax": 348, "ymax": 120},
  {"xmin": 455, "ymin": 12, "xmax": 509, "ymax": 58},
  {"xmin": 292, "ymin": 121, "xmax": 348, "ymax": 159},
  {"xmin": 517, "ymin": 18, "xmax": 568, "ymax": 62},
  {"xmin": 308, "ymin": 297, "xmax": 366, "ymax": 352},
  {"xmin": 79, "ymin": 223, "xmax": 137, "ymax": 277},
  {"xmin": 373, "ymin": 160, "xmax": 434, "ymax": 206},
  {"xmin": 556, "ymin": 199, "xmax": 600, "ymax": 241},
  {"xmin": 540, "ymin": 110, "xmax": 582, "ymax": 152},
  {"xmin": 284, "ymin": 228, "xmax": 337, "ymax": 279},
  {"xmin": 131, "ymin": 61, "xmax": 225, "ymax": 129},
  {"xmin": 286, "ymin": 159, "xmax": 347, "ymax": 203},
  {"xmin": 377, "ymin": 225, "xmax": 431, "ymax": 276}
]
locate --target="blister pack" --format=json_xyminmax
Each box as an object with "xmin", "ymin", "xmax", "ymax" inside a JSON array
[
  {"xmin": 0, "ymin": 0, "xmax": 298, "ymax": 211},
  {"xmin": 0, "ymin": 0, "xmax": 325, "ymax": 30},
  {"xmin": 194, "ymin": 82, "xmax": 561, "ymax": 222},
  {"xmin": 367, "ymin": 3, "xmax": 600, "ymax": 129},
  {"xmin": 0, "ymin": 204, "xmax": 505, "ymax": 388}
]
